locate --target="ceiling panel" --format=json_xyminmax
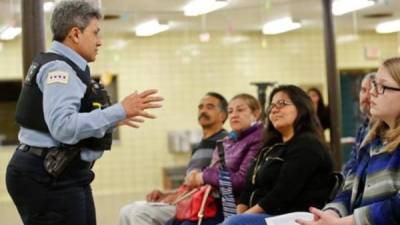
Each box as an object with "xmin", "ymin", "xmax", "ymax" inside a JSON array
[{"xmin": 0, "ymin": 0, "xmax": 399, "ymax": 35}]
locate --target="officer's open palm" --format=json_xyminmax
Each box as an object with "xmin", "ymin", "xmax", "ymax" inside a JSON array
[
  {"xmin": 118, "ymin": 117, "xmax": 144, "ymax": 128},
  {"xmin": 121, "ymin": 89, "xmax": 163, "ymax": 119}
]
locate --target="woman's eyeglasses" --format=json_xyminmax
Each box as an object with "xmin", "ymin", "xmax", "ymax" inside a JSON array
[
  {"xmin": 267, "ymin": 99, "xmax": 293, "ymax": 112},
  {"xmin": 371, "ymin": 80, "xmax": 400, "ymax": 95}
]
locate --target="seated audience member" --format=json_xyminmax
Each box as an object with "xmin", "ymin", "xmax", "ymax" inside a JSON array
[
  {"xmin": 119, "ymin": 92, "xmax": 228, "ymax": 225},
  {"xmin": 166, "ymin": 93, "xmax": 264, "ymax": 225},
  {"xmin": 307, "ymin": 87, "xmax": 330, "ymax": 131},
  {"xmin": 342, "ymin": 72, "xmax": 375, "ymax": 176},
  {"xmin": 221, "ymin": 85, "xmax": 334, "ymax": 225},
  {"xmin": 297, "ymin": 57, "xmax": 400, "ymax": 225}
]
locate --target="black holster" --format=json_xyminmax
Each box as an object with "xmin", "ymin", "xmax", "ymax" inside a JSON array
[{"xmin": 43, "ymin": 147, "xmax": 80, "ymax": 178}]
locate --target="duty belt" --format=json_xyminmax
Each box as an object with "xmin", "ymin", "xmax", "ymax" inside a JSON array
[{"xmin": 18, "ymin": 144, "xmax": 50, "ymax": 158}]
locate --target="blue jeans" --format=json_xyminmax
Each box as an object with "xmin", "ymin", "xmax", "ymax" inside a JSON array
[{"xmin": 219, "ymin": 213, "xmax": 271, "ymax": 225}]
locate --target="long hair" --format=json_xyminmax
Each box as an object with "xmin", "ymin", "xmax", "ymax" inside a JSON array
[
  {"xmin": 363, "ymin": 57, "xmax": 400, "ymax": 153},
  {"xmin": 307, "ymin": 87, "xmax": 329, "ymax": 126},
  {"xmin": 263, "ymin": 85, "xmax": 324, "ymax": 147}
]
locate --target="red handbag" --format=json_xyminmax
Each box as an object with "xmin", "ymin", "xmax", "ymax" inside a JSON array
[{"xmin": 174, "ymin": 184, "xmax": 217, "ymax": 224}]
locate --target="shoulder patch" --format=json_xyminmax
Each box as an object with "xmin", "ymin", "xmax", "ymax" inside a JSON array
[{"xmin": 46, "ymin": 71, "xmax": 69, "ymax": 85}]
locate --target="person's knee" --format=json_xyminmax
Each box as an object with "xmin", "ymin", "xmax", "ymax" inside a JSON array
[
  {"xmin": 119, "ymin": 202, "xmax": 143, "ymax": 218},
  {"xmin": 221, "ymin": 215, "xmax": 242, "ymax": 225}
]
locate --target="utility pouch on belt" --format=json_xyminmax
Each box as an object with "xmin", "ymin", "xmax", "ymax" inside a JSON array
[{"xmin": 43, "ymin": 147, "xmax": 80, "ymax": 178}]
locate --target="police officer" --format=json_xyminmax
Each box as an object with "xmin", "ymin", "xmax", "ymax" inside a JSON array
[{"xmin": 6, "ymin": 1, "xmax": 163, "ymax": 225}]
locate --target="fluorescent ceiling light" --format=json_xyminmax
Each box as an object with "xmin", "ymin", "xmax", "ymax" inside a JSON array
[
  {"xmin": 0, "ymin": 26, "xmax": 22, "ymax": 40},
  {"xmin": 262, "ymin": 17, "xmax": 301, "ymax": 35},
  {"xmin": 332, "ymin": 0, "xmax": 375, "ymax": 16},
  {"xmin": 135, "ymin": 19, "xmax": 170, "ymax": 37},
  {"xmin": 183, "ymin": 0, "xmax": 229, "ymax": 17},
  {"xmin": 43, "ymin": 1, "xmax": 55, "ymax": 12},
  {"xmin": 376, "ymin": 19, "xmax": 400, "ymax": 34}
]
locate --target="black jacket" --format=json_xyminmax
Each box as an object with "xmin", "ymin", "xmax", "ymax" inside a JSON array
[{"xmin": 239, "ymin": 132, "xmax": 334, "ymax": 215}]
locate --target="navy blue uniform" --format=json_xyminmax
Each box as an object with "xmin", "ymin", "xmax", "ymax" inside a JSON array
[{"xmin": 6, "ymin": 41, "xmax": 125, "ymax": 225}]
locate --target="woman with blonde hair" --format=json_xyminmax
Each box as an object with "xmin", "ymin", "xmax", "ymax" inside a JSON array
[
  {"xmin": 166, "ymin": 93, "xmax": 264, "ymax": 225},
  {"xmin": 297, "ymin": 57, "xmax": 400, "ymax": 225}
]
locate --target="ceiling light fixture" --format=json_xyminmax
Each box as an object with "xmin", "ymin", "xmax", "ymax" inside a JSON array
[
  {"xmin": 183, "ymin": 0, "xmax": 229, "ymax": 17},
  {"xmin": 135, "ymin": 19, "xmax": 170, "ymax": 37},
  {"xmin": 332, "ymin": 0, "xmax": 375, "ymax": 16},
  {"xmin": 376, "ymin": 19, "xmax": 400, "ymax": 34},
  {"xmin": 43, "ymin": 1, "xmax": 55, "ymax": 12},
  {"xmin": 0, "ymin": 25, "xmax": 21, "ymax": 41},
  {"xmin": 262, "ymin": 17, "xmax": 301, "ymax": 35}
]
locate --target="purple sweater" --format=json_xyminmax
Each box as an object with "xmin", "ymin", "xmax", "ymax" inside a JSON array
[{"xmin": 202, "ymin": 122, "xmax": 264, "ymax": 192}]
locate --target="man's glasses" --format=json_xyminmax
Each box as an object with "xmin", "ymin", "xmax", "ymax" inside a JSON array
[
  {"xmin": 371, "ymin": 79, "xmax": 400, "ymax": 95},
  {"xmin": 267, "ymin": 99, "xmax": 293, "ymax": 112}
]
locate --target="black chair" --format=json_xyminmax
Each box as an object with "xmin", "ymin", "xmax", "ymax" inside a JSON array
[{"xmin": 327, "ymin": 172, "xmax": 345, "ymax": 202}]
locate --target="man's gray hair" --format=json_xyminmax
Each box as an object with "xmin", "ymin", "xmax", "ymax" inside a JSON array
[
  {"xmin": 51, "ymin": 0, "xmax": 101, "ymax": 42},
  {"xmin": 362, "ymin": 72, "xmax": 376, "ymax": 83}
]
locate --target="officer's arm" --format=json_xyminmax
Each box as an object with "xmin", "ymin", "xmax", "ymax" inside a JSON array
[{"xmin": 37, "ymin": 61, "xmax": 126, "ymax": 144}]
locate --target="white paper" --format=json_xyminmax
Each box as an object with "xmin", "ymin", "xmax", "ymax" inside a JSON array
[{"xmin": 265, "ymin": 212, "xmax": 313, "ymax": 225}]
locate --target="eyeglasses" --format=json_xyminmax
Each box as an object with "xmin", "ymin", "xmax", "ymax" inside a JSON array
[
  {"xmin": 371, "ymin": 79, "xmax": 400, "ymax": 95},
  {"xmin": 267, "ymin": 99, "xmax": 293, "ymax": 112}
]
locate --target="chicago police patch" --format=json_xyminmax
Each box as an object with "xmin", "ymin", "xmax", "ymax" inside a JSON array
[{"xmin": 46, "ymin": 71, "xmax": 69, "ymax": 84}]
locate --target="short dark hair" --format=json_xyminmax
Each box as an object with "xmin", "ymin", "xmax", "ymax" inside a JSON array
[
  {"xmin": 362, "ymin": 72, "xmax": 376, "ymax": 84},
  {"xmin": 264, "ymin": 85, "xmax": 323, "ymax": 146},
  {"xmin": 51, "ymin": 0, "xmax": 102, "ymax": 42},
  {"xmin": 205, "ymin": 92, "xmax": 228, "ymax": 122}
]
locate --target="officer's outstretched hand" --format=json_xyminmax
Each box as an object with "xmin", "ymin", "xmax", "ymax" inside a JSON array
[
  {"xmin": 121, "ymin": 89, "xmax": 163, "ymax": 119},
  {"xmin": 118, "ymin": 117, "xmax": 144, "ymax": 128}
]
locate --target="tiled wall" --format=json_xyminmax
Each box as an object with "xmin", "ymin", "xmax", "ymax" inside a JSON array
[{"xmin": 0, "ymin": 30, "xmax": 398, "ymax": 204}]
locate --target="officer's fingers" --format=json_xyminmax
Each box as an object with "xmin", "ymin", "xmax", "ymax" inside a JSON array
[
  {"xmin": 129, "ymin": 117, "xmax": 144, "ymax": 123},
  {"xmin": 144, "ymin": 96, "xmax": 164, "ymax": 103},
  {"xmin": 138, "ymin": 89, "xmax": 158, "ymax": 98},
  {"xmin": 138, "ymin": 111, "xmax": 156, "ymax": 119},
  {"xmin": 143, "ymin": 103, "xmax": 162, "ymax": 109},
  {"xmin": 124, "ymin": 121, "xmax": 140, "ymax": 128}
]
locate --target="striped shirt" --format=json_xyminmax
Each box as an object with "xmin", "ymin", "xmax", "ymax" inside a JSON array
[
  {"xmin": 186, "ymin": 129, "xmax": 227, "ymax": 173},
  {"xmin": 324, "ymin": 137, "xmax": 400, "ymax": 225}
]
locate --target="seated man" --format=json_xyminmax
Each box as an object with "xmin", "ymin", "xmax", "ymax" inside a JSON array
[{"xmin": 119, "ymin": 92, "xmax": 228, "ymax": 225}]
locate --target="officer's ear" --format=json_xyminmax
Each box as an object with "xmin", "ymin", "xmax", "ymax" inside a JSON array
[{"xmin": 68, "ymin": 27, "xmax": 82, "ymax": 44}]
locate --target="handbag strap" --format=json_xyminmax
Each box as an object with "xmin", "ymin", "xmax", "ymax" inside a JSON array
[
  {"xmin": 197, "ymin": 185, "xmax": 212, "ymax": 225},
  {"xmin": 171, "ymin": 187, "xmax": 198, "ymax": 205},
  {"xmin": 217, "ymin": 140, "xmax": 226, "ymax": 169}
]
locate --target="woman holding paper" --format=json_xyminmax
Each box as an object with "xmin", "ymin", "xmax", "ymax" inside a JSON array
[
  {"xmin": 297, "ymin": 57, "xmax": 400, "ymax": 225},
  {"xmin": 221, "ymin": 85, "xmax": 334, "ymax": 225}
]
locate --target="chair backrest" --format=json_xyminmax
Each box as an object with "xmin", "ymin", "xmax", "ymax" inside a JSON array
[{"xmin": 327, "ymin": 172, "xmax": 344, "ymax": 202}]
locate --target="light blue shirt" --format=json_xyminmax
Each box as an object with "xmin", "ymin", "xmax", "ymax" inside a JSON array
[{"xmin": 18, "ymin": 41, "xmax": 126, "ymax": 161}]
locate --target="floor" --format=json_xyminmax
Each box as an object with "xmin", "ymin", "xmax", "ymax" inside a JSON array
[{"xmin": 2, "ymin": 192, "xmax": 142, "ymax": 225}]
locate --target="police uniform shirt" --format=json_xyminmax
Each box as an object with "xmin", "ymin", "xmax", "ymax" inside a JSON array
[{"xmin": 18, "ymin": 41, "xmax": 126, "ymax": 161}]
